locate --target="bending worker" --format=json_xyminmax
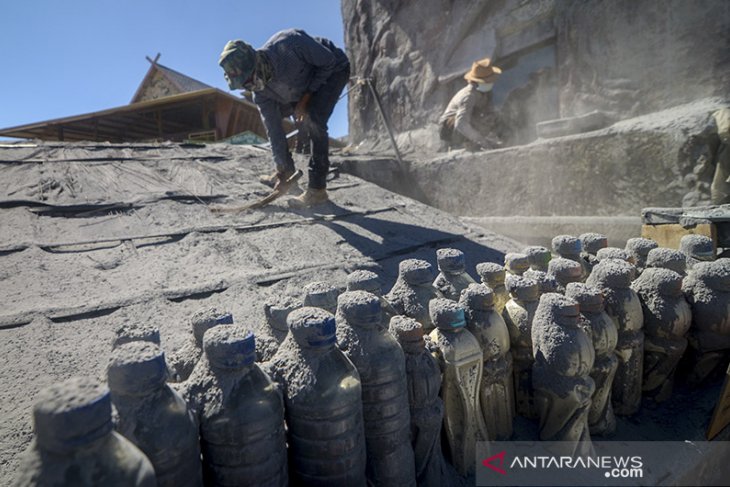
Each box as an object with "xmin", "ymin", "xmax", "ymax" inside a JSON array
[
  {"xmin": 219, "ymin": 29, "xmax": 350, "ymax": 207},
  {"xmin": 439, "ymin": 57, "xmax": 502, "ymax": 151}
]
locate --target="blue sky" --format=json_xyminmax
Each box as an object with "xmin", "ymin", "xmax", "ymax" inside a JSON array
[{"xmin": 0, "ymin": 0, "xmax": 348, "ymax": 139}]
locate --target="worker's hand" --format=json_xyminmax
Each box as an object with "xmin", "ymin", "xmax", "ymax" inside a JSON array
[{"xmin": 295, "ymin": 93, "xmax": 312, "ymax": 123}]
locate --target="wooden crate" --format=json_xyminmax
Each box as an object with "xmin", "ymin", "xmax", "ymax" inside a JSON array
[{"xmin": 641, "ymin": 222, "xmax": 717, "ymax": 251}]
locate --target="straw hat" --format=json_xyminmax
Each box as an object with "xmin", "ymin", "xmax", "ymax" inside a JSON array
[{"xmin": 464, "ymin": 58, "xmax": 502, "ymax": 83}]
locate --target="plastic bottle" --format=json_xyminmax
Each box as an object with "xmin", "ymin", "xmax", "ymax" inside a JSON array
[
  {"xmin": 565, "ymin": 283, "xmax": 619, "ymax": 436},
  {"xmin": 524, "ymin": 246, "xmax": 552, "ymax": 273},
  {"xmin": 303, "ymin": 281, "xmax": 340, "ymax": 314},
  {"xmin": 679, "ymin": 234, "xmax": 715, "ymax": 269},
  {"xmin": 645, "ymin": 247, "xmax": 687, "ymax": 276},
  {"xmin": 504, "ymin": 252, "xmax": 530, "ymax": 276},
  {"xmin": 168, "ymin": 307, "xmax": 233, "ymax": 382},
  {"xmin": 631, "ymin": 268, "xmax": 691, "ymax": 402},
  {"xmin": 460, "ymin": 283, "xmax": 515, "ymax": 440},
  {"xmin": 108, "ymin": 341, "xmax": 202, "ymax": 487},
  {"xmin": 385, "ymin": 259, "xmax": 442, "ymax": 331},
  {"xmin": 552, "ymin": 235, "xmax": 589, "ymax": 280},
  {"xmin": 183, "ymin": 325, "xmax": 288, "ymax": 486},
  {"xmin": 524, "ymin": 269, "xmax": 560, "ymax": 296},
  {"xmin": 596, "ymin": 247, "xmax": 633, "ymax": 265},
  {"xmin": 547, "ymin": 257, "xmax": 584, "ymax": 293},
  {"xmin": 269, "ymin": 307, "xmax": 367, "ymax": 486},
  {"xmin": 336, "ymin": 291, "xmax": 416, "ymax": 487},
  {"xmin": 579, "ymin": 232, "xmax": 608, "ymax": 274},
  {"xmin": 346, "ymin": 269, "xmax": 398, "ymax": 320},
  {"xmin": 682, "ymin": 260, "xmax": 730, "ymax": 385},
  {"xmin": 625, "ymin": 237, "xmax": 658, "ymax": 276},
  {"xmin": 257, "ymin": 295, "xmax": 299, "ymax": 362},
  {"xmin": 15, "ymin": 377, "xmax": 156, "ymax": 487},
  {"xmin": 586, "ymin": 259, "xmax": 644, "ymax": 415},
  {"xmin": 428, "ymin": 298, "xmax": 488, "ymax": 476},
  {"xmin": 532, "ymin": 293, "xmax": 595, "ymax": 456},
  {"xmin": 433, "ymin": 248, "xmax": 476, "ymax": 300},
  {"xmin": 112, "ymin": 322, "xmax": 161, "ymax": 350},
  {"xmin": 390, "ymin": 315, "xmax": 448, "ymax": 486},
  {"xmin": 502, "ymin": 275, "xmax": 540, "ymax": 419},
  {"xmin": 475, "ymin": 262, "xmax": 509, "ymax": 314}
]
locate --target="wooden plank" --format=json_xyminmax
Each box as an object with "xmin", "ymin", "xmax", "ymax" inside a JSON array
[{"xmin": 641, "ymin": 222, "xmax": 717, "ymax": 251}]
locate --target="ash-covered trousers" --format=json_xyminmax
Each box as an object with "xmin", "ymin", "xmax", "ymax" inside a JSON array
[{"xmin": 302, "ymin": 64, "xmax": 350, "ymax": 189}]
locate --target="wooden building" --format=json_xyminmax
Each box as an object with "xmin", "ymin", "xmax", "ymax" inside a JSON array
[{"xmin": 0, "ymin": 55, "xmax": 279, "ymax": 143}]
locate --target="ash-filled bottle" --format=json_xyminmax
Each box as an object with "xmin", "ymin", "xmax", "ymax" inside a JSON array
[
  {"xmin": 552, "ymin": 235, "xmax": 589, "ymax": 281},
  {"xmin": 579, "ymin": 232, "xmax": 608, "ymax": 274},
  {"xmin": 625, "ymin": 237, "xmax": 658, "ymax": 276},
  {"xmin": 15, "ymin": 377, "xmax": 156, "ymax": 487},
  {"xmin": 111, "ymin": 322, "xmax": 175, "ymax": 381},
  {"xmin": 502, "ymin": 275, "xmax": 540, "ymax": 419},
  {"xmin": 337, "ymin": 291, "xmax": 416, "ymax": 487},
  {"xmin": 433, "ymin": 248, "xmax": 476, "ymax": 300},
  {"xmin": 459, "ymin": 283, "xmax": 515, "ymax": 440},
  {"xmin": 303, "ymin": 281, "xmax": 340, "ymax": 314},
  {"xmin": 631, "ymin": 268, "xmax": 691, "ymax": 402},
  {"xmin": 256, "ymin": 295, "xmax": 299, "ymax": 362},
  {"xmin": 112, "ymin": 322, "xmax": 161, "ymax": 350},
  {"xmin": 269, "ymin": 307, "xmax": 367, "ymax": 486},
  {"xmin": 476, "ymin": 262, "xmax": 510, "ymax": 314},
  {"xmin": 429, "ymin": 298, "xmax": 489, "ymax": 476},
  {"xmin": 107, "ymin": 341, "xmax": 202, "ymax": 487},
  {"xmin": 504, "ymin": 252, "xmax": 530, "ymax": 277},
  {"xmin": 390, "ymin": 315, "xmax": 448, "ymax": 487},
  {"xmin": 532, "ymin": 293, "xmax": 595, "ymax": 456},
  {"xmin": 385, "ymin": 258, "xmax": 442, "ymax": 332},
  {"xmin": 680, "ymin": 234, "xmax": 716, "ymax": 270},
  {"xmin": 168, "ymin": 307, "xmax": 233, "ymax": 382},
  {"xmin": 682, "ymin": 260, "xmax": 730, "ymax": 385},
  {"xmin": 347, "ymin": 269, "xmax": 399, "ymax": 321},
  {"xmin": 596, "ymin": 247, "xmax": 633, "ymax": 265},
  {"xmin": 182, "ymin": 325, "xmax": 288, "ymax": 486},
  {"xmin": 524, "ymin": 246, "xmax": 552, "ymax": 273},
  {"xmin": 565, "ymin": 283, "xmax": 619, "ymax": 436},
  {"xmin": 524, "ymin": 269, "xmax": 560, "ymax": 296},
  {"xmin": 547, "ymin": 257, "xmax": 584, "ymax": 293},
  {"xmin": 586, "ymin": 259, "xmax": 644, "ymax": 415},
  {"xmin": 645, "ymin": 247, "xmax": 687, "ymax": 276}
]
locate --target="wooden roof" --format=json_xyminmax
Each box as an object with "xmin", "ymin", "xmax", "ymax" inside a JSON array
[
  {"xmin": 130, "ymin": 54, "xmax": 213, "ymax": 103},
  {"xmin": 0, "ymin": 88, "xmax": 270, "ymax": 143}
]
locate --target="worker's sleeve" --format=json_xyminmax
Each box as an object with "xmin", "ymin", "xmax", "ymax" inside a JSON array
[
  {"xmin": 453, "ymin": 90, "xmax": 484, "ymax": 145},
  {"xmin": 255, "ymin": 95, "xmax": 290, "ymax": 170},
  {"xmin": 295, "ymin": 36, "xmax": 338, "ymax": 94}
]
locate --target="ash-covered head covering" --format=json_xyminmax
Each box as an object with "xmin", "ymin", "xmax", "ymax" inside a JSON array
[{"xmin": 219, "ymin": 40, "xmax": 257, "ymax": 90}]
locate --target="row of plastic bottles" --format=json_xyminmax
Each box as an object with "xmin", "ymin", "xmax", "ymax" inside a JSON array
[{"xmin": 15, "ymin": 233, "xmax": 729, "ymax": 485}]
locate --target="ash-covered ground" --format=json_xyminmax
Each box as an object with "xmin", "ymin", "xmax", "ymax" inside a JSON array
[
  {"xmin": 0, "ymin": 141, "xmax": 726, "ymax": 484},
  {"xmin": 0, "ymin": 141, "xmax": 518, "ymax": 482}
]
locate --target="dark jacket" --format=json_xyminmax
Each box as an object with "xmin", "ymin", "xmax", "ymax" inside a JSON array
[{"xmin": 253, "ymin": 29, "xmax": 349, "ymax": 170}]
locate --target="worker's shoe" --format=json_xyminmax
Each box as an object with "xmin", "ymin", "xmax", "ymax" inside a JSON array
[
  {"xmin": 288, "ymin": 188, "xmax": 329, "ymax": 208},
  {"xmin": 260, "ymin": 168, "xmax": 296, "ymax": 191}
]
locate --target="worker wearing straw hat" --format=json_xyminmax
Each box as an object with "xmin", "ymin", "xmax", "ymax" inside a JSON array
[{"xmin": 439, "ymin": 58, "xmax": 503, "ymax": 151}]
